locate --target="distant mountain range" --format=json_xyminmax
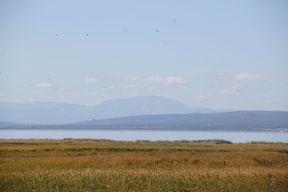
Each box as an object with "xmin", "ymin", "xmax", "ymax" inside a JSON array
[
  {"xmin": 1, "ymin": 96, "xmax": 288, "ymax": 131},
  {"xmin": 67, "ymin": 111, "xmax": 288, "ymax": 131},
  {"xmin": 0, "ymin": 96, "xmax": 227, "ymax": 124},
  {"xmin": 1, "ymin": 111, "xmax": 288, "ymax": 131}
]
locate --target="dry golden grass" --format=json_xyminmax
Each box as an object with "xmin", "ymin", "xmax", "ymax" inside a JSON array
[{"xmin": 0, "ymin": 139, "xmax": 288, "ymax": 191}]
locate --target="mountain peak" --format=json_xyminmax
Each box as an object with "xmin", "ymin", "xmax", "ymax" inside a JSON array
[
  {"xmin": 0, "ymin": 96, "xmax": 190, "ymax": 124},
  {"xmin": 100, "ymin": 96, "xmax": 188, "ymax": 108}
]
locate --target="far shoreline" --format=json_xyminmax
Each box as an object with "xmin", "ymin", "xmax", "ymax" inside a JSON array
[
  {"xmin": 0, "ymin": 127, "xmax": 288, "ymax": 133},
  {"xmin": 0, "ymin": 138, "xmax": 287, "ymax": 144}
]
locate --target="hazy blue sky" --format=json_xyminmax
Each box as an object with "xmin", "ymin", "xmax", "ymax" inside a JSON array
[{"xmin": 0, "ymin": 0, "xmax": 288, "ymax": 110}]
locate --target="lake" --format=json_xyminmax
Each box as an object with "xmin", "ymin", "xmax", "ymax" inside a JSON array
[{"xmin": 0, "ymin": 129, "xmax": 287, "ymax": 143}]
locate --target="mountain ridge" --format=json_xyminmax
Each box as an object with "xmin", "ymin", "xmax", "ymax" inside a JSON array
[
  {"xmin": 68, "ymin": 111, "xmax": 288, "ymax": 131},
  {"xmin": 1, "ymin": 111, "xmax": 288, "ymax": 132},
  {"xmin": 0, "ymin": 96, "xmax": 227, "ymax": 124}
]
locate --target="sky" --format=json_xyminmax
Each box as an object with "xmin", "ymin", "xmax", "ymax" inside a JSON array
[{"xmin": 0, "ymin": 0, "xmax": 288, "ymax": 110}]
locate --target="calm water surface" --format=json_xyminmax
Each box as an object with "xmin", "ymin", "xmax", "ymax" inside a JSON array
[{"xmin": 0, "ymin": 129, "xmax": 287, "ymax": 143}]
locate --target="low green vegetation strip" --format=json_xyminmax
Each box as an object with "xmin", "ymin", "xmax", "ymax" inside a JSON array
[{"xmin": 0, "ymin": 139, "xmax": 288, "ymax": 192}]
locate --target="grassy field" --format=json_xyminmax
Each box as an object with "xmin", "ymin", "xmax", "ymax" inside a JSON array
[{"xmin": 0, "ymin": 139, "xmax": 288, "ymax": 192}]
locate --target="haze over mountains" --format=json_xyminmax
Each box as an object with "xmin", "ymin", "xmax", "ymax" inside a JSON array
[
  {"xmin": 0, "ymin": 96, "xmax": 224, "ymax": 125},
  {"xmin": 0, "ymin": 96, "xmax": 288, "ymax": 131},
  {"xmin": 1, "ymin": 96, "xmax": 288, "ymax": 131},
  {"xmin": 73, "ymin": 111, "xmax": 288, "ymax": 131}
]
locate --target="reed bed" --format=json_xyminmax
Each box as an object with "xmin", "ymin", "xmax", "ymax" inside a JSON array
[{"xmin": 0, "ymin": 139, "xmax": 287, "ymax": 191}]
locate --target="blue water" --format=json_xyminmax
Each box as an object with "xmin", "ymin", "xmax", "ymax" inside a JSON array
[{"xmin": 0, "ymin": 129, "xmax": 287, "ymax": 143}]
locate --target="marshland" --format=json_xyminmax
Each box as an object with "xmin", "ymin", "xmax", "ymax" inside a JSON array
[{"xmin": 0, "ymin": 139, "xmax": 287, "ymax": 192}]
